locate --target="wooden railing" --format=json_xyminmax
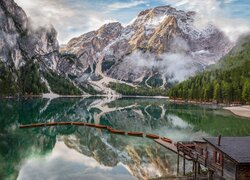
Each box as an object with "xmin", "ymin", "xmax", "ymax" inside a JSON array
[{"xmin": 177, "ymin": 142, "xmax": 222, "ymax": 171}]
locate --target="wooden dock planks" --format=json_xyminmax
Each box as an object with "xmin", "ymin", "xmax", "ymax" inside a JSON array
[{"xmin": 154, "ymin": 139, "xmax": 192, "ymax": 160}]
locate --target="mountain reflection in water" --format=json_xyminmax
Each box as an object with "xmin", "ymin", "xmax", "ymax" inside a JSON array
[{"xmin": 1, "ymin": 97, "xmax": 250, "ymax": 180}]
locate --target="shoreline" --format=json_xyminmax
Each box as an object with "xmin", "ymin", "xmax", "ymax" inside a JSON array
[
  {"xmin": 168, "ymin": 99, "xmax": 250, "ymax": 118},
  {"xmin": 223, "ymin": 106, "xmax": 250, "ymax": 118},
  {"xmin": 0, "ymin": 94, "xmax": 170, "ymax": 99},
  {"xmin": 1, "ymin": 94, "xmax": 249, "ymax": 118}
]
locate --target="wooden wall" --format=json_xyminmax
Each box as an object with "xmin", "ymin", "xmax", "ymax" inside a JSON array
[
  {"xmin": 237, "ymin": 165, "xmax": 250, "ymax": 180},
  {"xmin": 206, "ymin": 144, "xmax": 236, "ymax": 180}
]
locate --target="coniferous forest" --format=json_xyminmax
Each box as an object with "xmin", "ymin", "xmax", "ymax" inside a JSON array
[
  {"xmin": 169, "ymin": 35, "xmax": 250, "ymax": 104},
  {"xmin": 0, "ymin": 60, "xmax": 82, "ymax": 97}
]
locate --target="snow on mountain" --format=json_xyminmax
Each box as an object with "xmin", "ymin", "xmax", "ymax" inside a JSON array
[{"xmin": 60, "ymin": 6, "xmax": 232, "ymax": 92}]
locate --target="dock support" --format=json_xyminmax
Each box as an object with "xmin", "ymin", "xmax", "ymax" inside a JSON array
[
  {"xmin": 198, "ymin": 163, "xmax": 201, "ymax": 174},
  {"xmin": 177, "ymin": 150, "xmax": 180, "ymax": 175},
  {"xmin": 208, "ymin": 170, "xmax": 214, "ymax": 180},
  {"xmin": 183, "ymin": 154, "xmax": 186, "ymax": 175},
  {"xmin": 194, "ymin": 162, "xmax": 197, "ymax": 180}
]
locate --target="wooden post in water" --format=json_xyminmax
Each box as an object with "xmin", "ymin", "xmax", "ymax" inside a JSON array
[
  {"xmin": 194, "ymin": 161, "xmax": 197, "ymax": 180},
  {"xmin": 183, "ymin": 154, "xmax": 186, "ymax": 175},
  {"xmin": 208, "ymin": 170, "xmax": 214, "ymax": 180},
  {"xmin": 177, "ymin": 150, "xmax": 180, "ymax": 175},
  {"xmin": 198, "ymin": 163, "xmax": 201, "ymax": 174}
]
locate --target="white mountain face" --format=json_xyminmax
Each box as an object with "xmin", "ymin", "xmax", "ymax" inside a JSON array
[{"xmin": 60, "ymin": 6, "xmax": 233, "ymax": 93}]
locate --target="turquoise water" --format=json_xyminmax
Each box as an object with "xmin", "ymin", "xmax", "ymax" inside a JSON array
[{"xmin": 0, "ymin": 97, "xmax": 249, "ymax": 180}]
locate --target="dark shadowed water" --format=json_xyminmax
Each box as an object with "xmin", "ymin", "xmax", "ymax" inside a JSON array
[{"xmin": 1, "ymin": 97, "xmax": 250, "ymax": 180}]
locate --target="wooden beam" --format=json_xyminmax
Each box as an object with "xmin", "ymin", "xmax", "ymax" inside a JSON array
[{"xmin": 183, "ymin": 154, "xmax": 186, "ymax": 175}]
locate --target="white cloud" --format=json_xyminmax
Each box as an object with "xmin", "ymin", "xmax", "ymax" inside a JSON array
[
  {"xmin": 15, "ymin": 0, "xmax": 117, "ymax": 44},
  {"xmin": 123, "ymin": 50, "xmax": 198, "ymax": 82},
  {"xmin": 108, "ymin": 1, "xmax": 146, "ymax": 10},
  {"xmin": 161, "ymin": 0, "xmax": 250, "ymax": 42},
  {"xmin": 17, "ymin": 141, "xmax": 133, "ymax": 180}
]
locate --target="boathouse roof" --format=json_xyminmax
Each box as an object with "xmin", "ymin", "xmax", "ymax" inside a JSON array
[{"xmin": 204, "ymin": 136, "xmax": 250, "ymax": 164}]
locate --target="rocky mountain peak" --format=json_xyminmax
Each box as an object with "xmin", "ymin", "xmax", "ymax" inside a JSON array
[
  {"xmin": 0, "ymin": 1, "xmax": 234, "ymax": 96},
  {"xmin": 97, "ymin": 22, "xmax": 123, "ymax": 37},
  {"xmin": 61, "ymin": 5, "xmax": 232, "ymax": 94},
  {"xmin": 0, "ymin": 0, "xmax": 28, "ymax": 34}
]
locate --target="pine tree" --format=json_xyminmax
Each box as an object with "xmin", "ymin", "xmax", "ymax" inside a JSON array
[{"xmin": 242, "ymin": 80, "xmax": 250, "ymax": 103}]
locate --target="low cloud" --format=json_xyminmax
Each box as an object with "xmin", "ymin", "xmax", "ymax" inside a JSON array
[
  {"xmin": 123, "ymin": 50, "xmax": 198, "ymax": 82},
  {"xmin": 15, "ymin": 0, "xmax": 117, "ymax": 44}
]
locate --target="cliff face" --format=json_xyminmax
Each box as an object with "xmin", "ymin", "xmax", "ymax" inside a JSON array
[
  {"xmin": 61, "ymin": 6, "xmax": 232, "ymax": 92},
  {"xmin": 0, "ymin": 0, "xmax": 82, "ymax": 96},
  {"xmin": 0, "ymin": 0, "xmax": 59, "ymax": 70}
]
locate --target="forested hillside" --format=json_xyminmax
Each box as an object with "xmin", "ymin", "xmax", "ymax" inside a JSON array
[
  {"xmin": 0, "ymin": 60, "xmax": 82, "ymax": 97},
  {"xmin": 169, "ymin": 35, "xmax": 250, "ymax": 104},
  {"xmin": 0, "ymin": 61, "xmax": 48, "ymax": 96}
]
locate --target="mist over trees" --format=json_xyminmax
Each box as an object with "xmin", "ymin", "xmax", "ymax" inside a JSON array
[{"xmin": 169, "ymin": 35, "xmax": 250, "ymax": 104}]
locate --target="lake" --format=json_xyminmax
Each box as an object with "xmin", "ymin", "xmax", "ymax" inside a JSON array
[{"xmin": 1, "ymin": 97, "xmax": 250, "ymax": 180}]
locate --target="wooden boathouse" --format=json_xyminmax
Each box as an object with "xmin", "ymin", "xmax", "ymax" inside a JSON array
[{"xmin": 156, "ymin": 136, "xmax": 250, "ymax": 180}]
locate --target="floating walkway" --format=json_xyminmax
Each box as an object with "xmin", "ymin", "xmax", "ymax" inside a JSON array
[{"xmin": 19, "ymin": 122, "xmax": 175, "ymax": 143}]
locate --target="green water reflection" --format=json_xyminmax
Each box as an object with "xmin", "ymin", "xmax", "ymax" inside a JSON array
[{"xmin": 0, "ymin": 97, "xmax": 249, "ymax": 180}]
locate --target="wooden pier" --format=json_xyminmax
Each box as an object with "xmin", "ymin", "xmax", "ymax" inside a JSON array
[
  {"xmin": 157, "ymin": 137, "xmax": 250, "ymax": 180},
  {"xmin": 154, "ymin": 139, "xmax": 191, "ymax": 159}
]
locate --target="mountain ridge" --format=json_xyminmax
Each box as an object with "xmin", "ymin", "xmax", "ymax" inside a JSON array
[
  {"xmin": 60, "ymin": 5, "xmax": 232, "ymax": 95},
  {"xmin": 0, "ymin": 1, "xmax": 234, "ymax": 96}
]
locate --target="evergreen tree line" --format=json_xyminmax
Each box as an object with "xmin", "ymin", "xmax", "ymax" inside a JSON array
[
  {"xmin": 169, "ymin": 57, "xmax": 250, "ymax": 104},
  {"xmin": 43, "ymin": 71, "xmax": 82, "ymax": 95},
  {"xmin": 0, "ymin": 60, "xmax": 82, "ymax": 96},
  {"xmin": 0, "ymin": 60, "xmax": 47, "ymax": 96},
  {"xmin": 169, "ymin": 35, "xmax": 250, "ymax": 104}
]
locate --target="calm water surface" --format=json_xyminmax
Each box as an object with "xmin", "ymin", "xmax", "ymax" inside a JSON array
[{"xmin": 1, "ymin": 97, "xmax": 250, "ymax": 180}]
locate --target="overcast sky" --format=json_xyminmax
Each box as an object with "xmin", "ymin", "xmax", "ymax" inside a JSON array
[{"xmin": 15, "ymin": 0, "xmax": 250, "ymax": 44}]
